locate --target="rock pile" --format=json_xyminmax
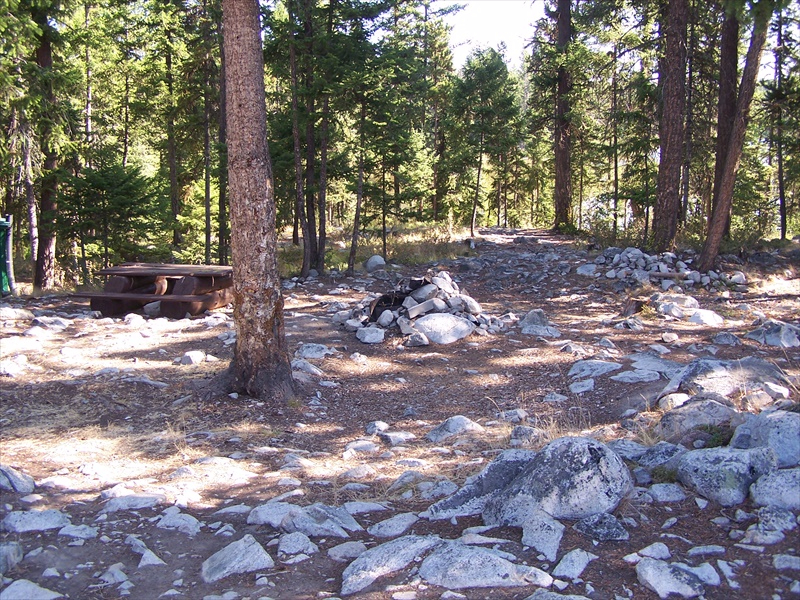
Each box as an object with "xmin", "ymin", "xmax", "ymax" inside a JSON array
[
  {"xmin": 330, "ymin": 269, "xmax": 515, "ymax": 346},
  {"xmin": 577, "ymin": 246, "xmax": 751, "ymax": 293}
]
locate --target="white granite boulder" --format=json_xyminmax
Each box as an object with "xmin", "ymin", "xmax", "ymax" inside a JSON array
[
  {"xmin": 414, "ymin": 313, "xmax": 475, "ymax": 344},
  {"xmin": 424, "ymin": 450, "xmax": 537, "ymax": 520},
  {"xmin": 677, "ymin": 447, "xmax": 776, "ymax": 506},
  {"xmin": 730, "ymin": 410, "xmax": 800, "ymax": 468},
  {"xmin": 426, "ymin": 415, "xmax": 484, "ymax": 443},
  {"xmin": 750, "ymin": 468, "xmax": 800, "ymax": 510},
  {"xmin": 484, "ymin": 437, "xmax": 632, "ymax": 521},
  {"xmin": 363, "ymin": 254, "xmax": 386, "ymax": 273}
]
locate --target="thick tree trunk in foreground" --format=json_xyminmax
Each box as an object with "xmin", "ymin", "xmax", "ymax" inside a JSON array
[
  {"xmin": 222, "ymin": 0, "xmax": 294, "ymax": 402},
  {"xmin": 698, "ymin": 1, "xmax": 772, "ymax": 272},
  {"xmin": 652, "ymin": 0, "xmax": 688, "ymax": 252}
]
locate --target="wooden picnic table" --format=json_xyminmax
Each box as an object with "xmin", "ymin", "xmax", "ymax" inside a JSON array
[{"xmin": 73, "ymin": 262, "xmax": 234, "ymax": 319}]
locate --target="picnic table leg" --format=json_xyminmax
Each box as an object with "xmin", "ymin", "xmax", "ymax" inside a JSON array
[
  {"xmin": 160, "ymin": 275, "xmax": 233, "ymax": 319},
  {"xmin": 90, "ymin": 276, "xmax": 142, "ymax": 316}
]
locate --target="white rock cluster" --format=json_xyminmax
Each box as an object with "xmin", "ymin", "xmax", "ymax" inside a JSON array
[
  {"xmin": 331, "ymin": 270, "xmax": 515, "ymax": 346},
  {"xmin": 578, "ymin": 246, "xmax": 750, "ymax": 293}
]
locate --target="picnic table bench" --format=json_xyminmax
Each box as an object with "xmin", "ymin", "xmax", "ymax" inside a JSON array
[{"xmin": 73, "ymin": 263, "xmax": 234, "ymax": 319}]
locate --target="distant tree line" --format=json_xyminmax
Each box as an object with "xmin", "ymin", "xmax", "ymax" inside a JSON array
[{"xmin": 1, "ymin": 0, "xmax": 798, "ymax": 291}]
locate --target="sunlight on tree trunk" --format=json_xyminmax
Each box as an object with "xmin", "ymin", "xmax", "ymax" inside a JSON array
[{"xmin": 222, "ymin": 0, "xmax": 294, "ymax": 402}]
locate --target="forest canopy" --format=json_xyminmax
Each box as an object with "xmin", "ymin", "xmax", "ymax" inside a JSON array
[{"xmin": 2, "ymin": 0, "xmax": 798, "ymax": 290}]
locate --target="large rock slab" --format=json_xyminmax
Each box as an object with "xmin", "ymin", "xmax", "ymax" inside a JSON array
[
  {"xmin": 419, "ymin": 541, "xmax": 553, "ymax": 589},
  {"xmin": 660, "ymin": 357, "xmax": 789, "ymax": 399},
  {"xmin": 247, "ymin": 502, "xmax": 299, "ymax": 527},
  {"xmin": 0, "ymin": 579, "xmax": 63, "ymax": 599},
  {"xmin": 201, "ymin": 534, "xmax": 274, "ymax": 583},
  {"xmin": 567, "ymin": 360, "xmax": 622, "ymax": 379},
  {"xmin": 424, "ymin": 450, "xmax": 537, "ymax": 520},
  {"xmin": 750, "ymin": 468, "xmax": 800, "ymax": 510},
  {"xmin": 656, "ymin": 398, "xmax": 743, "ymax": 440},
  {"xmin": 0, "ymin": 465, "xmax": 35, "ymax": 494},
  {"xmin": 745, "ymin": 319, "xmax": 800, "ymax": 348},
  {"xmin": 414, "ymin": 313, "xmax": 475, "ymax": 344},
  {"xmin": 1, "ymin": 509, "xmax": 70, "ymax": 533},
  {"xmin": 281, "ymin": 503, "xmax": 362, "ymax": 538},
  {"xmin": 519, "ymin": 508, "xmax": 565, "ymax": 562},
  {"xmin": 730, "ymin": 410, "xmax": 800, "ymax": 468},
  {"xmin": 340, "ymin": 535, "xmax": 442, "ymax": 595},
  {"xmin": 677, "ymin": 447, "xmax": 776, "ymax": 506},
  {"xmin": 484, "ymin": 437, "xmax": 632, "ymax": 521},
  {"xmin": 100, "ymin": 493, "xmax": 165, "ymax": 513}
]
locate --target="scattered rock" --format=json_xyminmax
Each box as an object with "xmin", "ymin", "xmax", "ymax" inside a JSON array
[
  {"xmin": 745, "ymin": 319, "xmax": 800, "ymax": 348},
  {"xmin": 201, "ymin": 534, "xmax": 274, "ymax": 583},
  {"xmin": 425, "ymin": 450, "xmax": 537, "ymax": 520},
  {"xmin": 636, "ymin": 557, "xmax": 704, "ymax": 599},
  {"xmin": 426, "ymin": 415, "xmax": 484, "ymax": 443},
  {"xmin": 367, "ymin": 513, "xmax": 419, "ymax": 538},
  {"xmin": 0, "ymin": 541, "xmax": 23, "ymax": 575},
  {"xmin": 567, "ymin": 360, "xmax": 622, "ymax": 379},
  {"xmin": 573, "ymin": 513, "xmax": 629, "ymax": 541},
  {"xmin": 419, "ymin": 541, "xmax": 553, "ymax": 589},
  {"xmin": 519, "ymin": 309, "xmax": 561, "ymax": 337},
  {"xmin": 552, "ymin": 548, "xmax": 598, "ymax": 580},
  {"xmin": 328, "ymin": 540, "xmax": 368, "ymax": 562},
  {"xmin": 656, "ymin": 397, "xmax": 743, "ymax": 440},
  {"xmin": 0, "ymin": 465, "xmax": 35, "ymax": 494},
  {"xmin": 519, "ymin": 508, "xmax": 565, "ymax": 562}
]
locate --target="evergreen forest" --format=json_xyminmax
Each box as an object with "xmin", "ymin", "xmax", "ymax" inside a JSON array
[{"xmin": 2, "ymin": 0, "xmax": 799, "ymax": 291}]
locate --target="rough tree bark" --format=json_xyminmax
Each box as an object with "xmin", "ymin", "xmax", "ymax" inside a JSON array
[
  {"xmin": 288, "ymin": 0, "xmax": 312, "ymax": 277},
  {"xmin": 710, "ymin": 9, "xmax": 738, "ymax": 237},
  {"xmin": 553, "ymin": 0, "xmax": 573, "ymax": 230},
  {"xmin": 32, "ymin": 6, "xmax": 59, "ymax": 291},
  {"xmin": 221, "ymin": 0, "xmax": 294, "ymax": 402},
  {"xmin": 652, "ymin": 0, "xmax": 688, "ymax": 252},
  {"xmin": 698, "ymin": 0, "xmax": 773, "ymax": 272}
]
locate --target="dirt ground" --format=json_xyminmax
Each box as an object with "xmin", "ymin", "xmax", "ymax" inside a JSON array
[{"xmin": 1, "ymin": 228, "xmax": 799, "ymax": 600}]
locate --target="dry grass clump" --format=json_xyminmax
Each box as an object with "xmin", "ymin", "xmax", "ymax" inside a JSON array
[{"xmin": 277, "ymin": 224, "xmax": 473, "ymax": 277}]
